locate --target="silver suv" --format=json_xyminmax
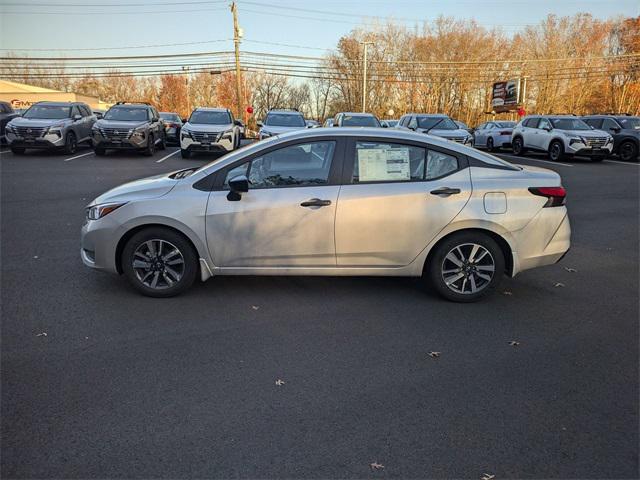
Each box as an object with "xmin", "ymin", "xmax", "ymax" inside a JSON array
[
  {"xmin": 92, "ymin": 102, "xmax": 166, "ymax": 156},
  {"xmin": 258, "ymin": 109, "xmax": 307, "ymax": 140},
  {"xmin": 397, "ymin": 114, "xmax": 473, "ymax": 146},
  {"xmin": 180, "ymin": 107, "xmax": 242, "ymax": 159},
  {"xmin": 5, "ymin": 101, "xmax": 95, "ymax": 155},
  {"xmin": 511, "ymin": 115, "xmax": 613, "ymax": 162}
]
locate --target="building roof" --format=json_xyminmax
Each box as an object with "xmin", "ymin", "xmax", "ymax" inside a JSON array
[{"xmin": 0, "ymin": 79, "xmax": 61, "ymax": 93}]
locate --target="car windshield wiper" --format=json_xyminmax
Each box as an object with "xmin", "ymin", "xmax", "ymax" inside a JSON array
[{"xmin": 424, "ymin": 119, "xmax": 445, "ymax": 134}]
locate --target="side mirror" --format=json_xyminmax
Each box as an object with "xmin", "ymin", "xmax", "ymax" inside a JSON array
[
  {"xmin": 152, "ymin": 117, "xmax": 159, "ymax": 122},
  {"xmin": 227, "ymin": 175, "xmax": 249, "ymax": 201},
  {"xmin": 234, "ymin": 119, "xmax": 243, "ymax": 126},
  {"xmin": 544, "ymin": 126, "xmax": 553, "ymax": 132},
  {"xmin": 257, "ymin": 121, "xmax": 263, "ymax": 127},
  {"xmin": 612, "ymin": 127, "xmax": 621, "ymax": 133},
  {"xmin": 73, "ymin": 114, "xmax": 82, "ymax": 121},
  {"xmin": 182, "ymin": 118, "xmax": 188, "ymax": 123}
]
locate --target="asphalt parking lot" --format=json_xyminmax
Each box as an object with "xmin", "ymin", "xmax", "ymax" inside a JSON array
[{"xmin": 1, "ymin": 143, "xmax": 638, "ymax": 479}]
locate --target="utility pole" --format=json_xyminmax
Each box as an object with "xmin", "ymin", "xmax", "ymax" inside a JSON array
[
  {"xmin": 361, "ymin": 41, "xmax": 374, "ymax": 113},
  {"xmin": 182, "ymin": 66, "xmax": 191, "ymax": 114},
  {"xmin": 521, "ymin": 75, "xmax": 529, "ymax": 110},
  {"xmin": 231, "ymin": 1, "xmax": 243, "ymax": 118}
]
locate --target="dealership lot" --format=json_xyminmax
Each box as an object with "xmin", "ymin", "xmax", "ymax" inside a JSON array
[{"xmin": 1, "ymin": 145, "xmax": 638, "ymax": 478}]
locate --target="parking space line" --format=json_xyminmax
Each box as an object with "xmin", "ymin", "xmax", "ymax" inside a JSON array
[
  {"xmin": 156, "ymin": 149, "xmax": 180, "ymax": 163},
  {"xmin": 496, "ymin": 153, "xmax": 573, "ymax": 167},
  {"xmin": 603, "ymin": 159, "xmax": 640, "ymax": 166},
  {"xmin": 63, "ymin": 151, "xmax": 95, "ymax": 162}
]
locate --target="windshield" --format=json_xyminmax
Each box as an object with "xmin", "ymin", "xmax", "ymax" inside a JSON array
[
  {"xmin": 160, "ymin": 113, "xmax": 180, "ymax": 121},
  {"xmin": 189, "ymin": 110, "xmax": 231, "ymax": 125},
  {"xmin": 386, "ymin": 120, "xmax": 399, "ymax": 127},
  {"xmin": 495, "ymin": 121, "xmax": 516, "ymax": 128},
  {"xmin": 104, "ymin": 107, "xmax": 148, "ymax": 121},
  {"xmin": 618, "ymin": 117, "xmax": 640, "ymax": 129},
  {"xmin": 265, "ymin": 113, "xmax": 306, "ymax": 127},
  {"xmin": 417, "ymin": 117, "xmax": 458, "ymax": 130},
  {"xmin": 24, "ymin": 105, "xmax": 70, "ymax": 119},
  {"xmin": 550, "ymin": 118, "xmax": 590, "ymax": 130},
  {"xmin": 341, "ymin": 115, "xmax": 380, "ymax": 127}
]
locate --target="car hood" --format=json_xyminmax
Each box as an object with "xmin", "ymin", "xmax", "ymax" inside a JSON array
[
  {"xmin": 8, "ymin": 117, "xmax": 70, "ymax": 128},
  {"xmin": 89, "ymin": 173, "xmax": 179, "ymax": 206},
  {"xmin": 559, "ymin": 129, "xmax": 609, "ymax": 137},
  {"xmin": 417, "ymin": 127, "xmax": 470, "ymax": 138},
  {"xmin": 95, "ymin": 120, "xmax": 148, "ymax": 129},
  {"xmin": 184, "ymin": 122, "xmax": 232, "ymax": 133},
  {"xmin": 260, "ymin": 125, "xmax": 306, "ymax": 135}
]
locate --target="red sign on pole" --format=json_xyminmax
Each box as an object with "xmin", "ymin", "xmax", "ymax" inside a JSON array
[
  {"xmin": 246, "ymin": 106, "xmax": 254, "ymax": 114},
  {"xmin": 517, "ymin": 107, "xmax": 526, "ymax": 117}
]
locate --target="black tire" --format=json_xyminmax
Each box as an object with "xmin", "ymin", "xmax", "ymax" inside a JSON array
[
  {"xmin": 94, "ymin": 146, "xmax": 106, "ymax": 156},
  {"xmin": 425, "ymin": 231, "xmax": 505, "ymax": 303},
  {"xmin": 548, "ymin": 140, "xmax": 564, "ymax": 161},
  {"xmin": 121, "ymin": 227, "xmax": 198, "ymax": 298},
  {"xmin": 143, "ymin": 133, "xmax": 155, "ymax": 156},
  {"xmin": 486, "ymin": 137, "xmax": 495, "ymax": 152},
  {"xmin": 158, "ymin": 132, "xmax": 166, "ymax": 150},
  {"xmin": 181, "ymin": 148, "xmax": 191, "ymax": 159},
  {"xmin": 63, "ymin": 131, "xmax": 77, "ymax": 154},
  {"xmin": 619, "ymin": 140, "xmax": 638, "ymax": 162},
  {"xmin": 512, "ymin": 136, "xmax": 525, "ymax": 155},
  {"xmin": 10, "ymin": 146, "xmax": 25, "ymax": 155}
]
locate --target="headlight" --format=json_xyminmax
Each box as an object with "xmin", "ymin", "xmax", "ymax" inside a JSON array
[
  {"xmin": 131, "ymin": 127, "xmax": 145, "ymax": 139},
  {"xmin": 221, "ymin": 129, "xmax": 234, "ymax": 139},
  {"xmin": 86, "ymin": 202, "xmax": 126, "ymax": 221},
  {"xmin": 5, "ymin": 124, "xmax": 15, "ymax": 133},
  {"xmin": 606, "ymin": 136, "xmax": 613, "ymax": 145},
  {"xmin": 464, "ymin": 136, "xmax": 472, "ymax": 145},
  {"xmin": 568, "ymin": 136, "xmax": 584, "ymax": 146},
  {"xmin": 181, "ymin": 128, "xmax": 192, "ymax": 139}
]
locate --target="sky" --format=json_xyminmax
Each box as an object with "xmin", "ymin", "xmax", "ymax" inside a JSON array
[{"xmin": 1, "ymin": 0, "xmax": 638, "ymax": 60}]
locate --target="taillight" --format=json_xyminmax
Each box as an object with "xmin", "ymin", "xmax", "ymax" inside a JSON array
[{"xmin": 528, "ymin": 186, "xmax": 566, "ymax": 207}]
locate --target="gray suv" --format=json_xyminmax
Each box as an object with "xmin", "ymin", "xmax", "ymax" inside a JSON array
[
  {"xmin": 5, "ymin": 101, "xmax": 95, "ymax": 154},
  {"xmin": 92, "ymin": 102, "xmax": 166, "ymax": 156}
]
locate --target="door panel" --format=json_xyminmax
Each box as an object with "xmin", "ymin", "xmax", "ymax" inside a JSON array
[
  {"xmin": 206, "ymin": 186, "xmax": 339, "ymax": 267},
  {"xmin": 335, "ymin": 140, "xmax": 472, "ymax": 267}
]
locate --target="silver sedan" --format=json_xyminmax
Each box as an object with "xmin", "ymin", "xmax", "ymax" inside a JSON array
[{"xmin": 81, "ymin": 128, "xmax": 570, "ymax": 302}]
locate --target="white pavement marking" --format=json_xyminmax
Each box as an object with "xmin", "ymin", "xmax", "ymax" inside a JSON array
[
  {"xmin": 63, "ymin": 151, "xmax": 94, "ymax": 162},
  {"xmin": 496, "ymin": 153, "xmax": 573, "ymax": 167},
  {"xmin": 156, "ymin": 149, "xmax": 180, "ymax": 163},
  {"xmin": 603, "ymin": 159, "xmax": 640, "ymax": 166}
]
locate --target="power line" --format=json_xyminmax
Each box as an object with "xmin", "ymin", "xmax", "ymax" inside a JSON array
[
  {"xmin": 0, "ymin": 39, "xmax": 233, "ymax": 52},
  {"xmin": 1, "ymin": 7, "xmax": 227, "ymax": 15},
  {"xmin": 1, "ymin": 0, "xmax": 226, "ymax": 6}
]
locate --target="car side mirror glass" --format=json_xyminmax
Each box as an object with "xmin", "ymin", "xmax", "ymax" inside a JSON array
[{"xmin": 227, "ymin": 175, "xmax": 249, "ymax": 201}]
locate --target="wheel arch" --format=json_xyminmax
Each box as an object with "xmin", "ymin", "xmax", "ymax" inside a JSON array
[{"xmin": 423, "ymin": 227, "xmax": 514, "ymax": 277}]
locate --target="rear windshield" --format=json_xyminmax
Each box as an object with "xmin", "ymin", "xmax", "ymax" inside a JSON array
[
  {"xmin": 104, "ymin": 107, "xmax": 148, "ymax": 121},
  {"xmin": 265, "ymin": 113, "xmax": 306, "ymax": 127},
  {"xmin": 190, "ymin": 110, "xmax": 231, "ymax": 125},
  {"xmin": 417, "ymin": 117, "xmax": 458, "ymax": 130},
  {"xmin": 341, "ymin": 115, "xmax": 380, "ymax": 127},
  {"xmin": 550, "ymin": 118, "xmax": 590, "ymax": 130},
  {"xmin": 472, "ymin": 150, "xmax": 521, "ymax": 170},
  {"xmin": 24, "ymin": 105, "xmax": 70, "ymax": 119},
  {"xmin": 160, "ymin": 113, "xmax": 180, "ymax": 121},
  {"xmin": 495, "ymin": 121, "xmax": 516, "ymax": 128}
]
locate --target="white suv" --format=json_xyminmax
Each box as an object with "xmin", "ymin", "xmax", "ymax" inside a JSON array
[
  {"xmin": 180, "ymin": 107, "xmax": 242, "ymax": 159},
  {"xmin": 511, "ymin": 115, "xmax": 613, "ymax": 162}
]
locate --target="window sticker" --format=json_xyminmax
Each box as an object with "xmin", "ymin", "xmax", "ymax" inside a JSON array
[{"xmin": 357, "ymin": 146, "xmax": 410, "ymax": 181}]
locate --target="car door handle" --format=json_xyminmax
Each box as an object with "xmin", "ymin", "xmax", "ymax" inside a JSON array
[
  {"xmin": 300, "ymin": 198, "xmax": 332, "ymax": 207},
  {"xmin": 430, "ymin": 187, "xmax": 461, "ymax": 196}
]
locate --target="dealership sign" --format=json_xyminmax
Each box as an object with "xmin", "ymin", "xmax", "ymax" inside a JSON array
[{"xmin": 491, "ymin": 80, "xmax": 520, "ymax": 112}]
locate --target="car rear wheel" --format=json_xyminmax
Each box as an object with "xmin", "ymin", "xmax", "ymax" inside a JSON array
[
  {"xmin": 121, "ymin": 227, "xmax": 198, "ymax": 297},
  {"xmin": 181, "ymin": 148, "xmax": 191, "ymax": 159},
  {"xmin": 619, "ymin": 140, "xmax": 638, "ymax": 162},
  {"xmin": 63, "ymin": 131, "xmax": 77, "ymax": 154},
  {"xmin": 548, "ymin": 140, "xmax": 564, "ymax": 161},
  {"xmin": 10, "ymin": 146, "xmax": 25, "ymax": 155},
  {"xmin": 158, "ymin": 132, "xmax": 166, "ymax": 150},
  {"xmin": 486, "ymin": 137, "xmax": 495, "ymax": 152},
  {"xmin": 512, "ymin": 136, "xmax": 525, "ymax": 155},
  {"xmin": 426, "ymin": 232, "xmax": 505, "ymax": 302},
  {"xmin": 143, "ymin": 134, "xmax": 155, "ymax": 156}
]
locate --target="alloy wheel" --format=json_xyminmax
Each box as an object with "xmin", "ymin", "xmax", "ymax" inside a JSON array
[
  {"xmin": 132, "ymin": 239, "xmax": 185, "ymax": 290},
  {"xmin": 620, "ymin": 142, "xmax": 637, "ymax": 162},
  {"xmin": 441, "ymin": 243, "xmax": 495, "ymax": 294},
  {"xmin": 550, "ymin": 142, "xmax": 562, "ymax": 161}
]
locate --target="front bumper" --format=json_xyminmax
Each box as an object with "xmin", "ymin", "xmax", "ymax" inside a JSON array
[
  {"xmin": 567, "ymin": 142, "xmax": 613, "ymax": 157},
  {"xmin": 93, "ymin": 132, "xmax": 147, "ymax": 150},
  {"xmin": 81, "ymin": 216, "xmax": 121, "ymax": 274},
  {"xmin": 180, "ymin": 135, "xmax": 233, "ymax": 153},
  {"xmin": 6, "ymin": 131, "xmax": 65, "ymax": 149}
]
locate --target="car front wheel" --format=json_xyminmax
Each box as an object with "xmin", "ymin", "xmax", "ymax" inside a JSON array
[
  {"xmin": 426, "ymin": 232, "xmax": 505, "ymax": 302},
  {"xmin": 548, "ymin": 140, "xmax": 564, "ymax": 161},
  {"xmin": 63, "ymin": 131, "xmax": 77, "ymax": 154},
  {"xmin": 487, "ymin": 137, "xmax": 495, "ymax": 152},
  {"xmin": 143, "ymin": 134, "xmax": 155, "ymax": 156},
  {"xmin": 512, "ymin": 136, "xmax": 525, "ymax": 155},
  {"xmin": 121, "ymin": 227, "xmax": 198, "ymax": 297}
]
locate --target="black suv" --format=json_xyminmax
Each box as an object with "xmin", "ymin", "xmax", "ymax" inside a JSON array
[
  {"xmin": 0, "ymin": 101, "xmax": 19, "ymax": 144},
  {"xmin": 582, "ymin": 115, "xmax": 640, "ymax": 161},
  {"xmin": 92, "ymin": 102, "xmax": 166, "ymax": 156}
]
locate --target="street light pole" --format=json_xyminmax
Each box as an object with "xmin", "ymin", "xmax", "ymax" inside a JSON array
[
  {"xmin": 231, "ymin": 1, "xmax": 243, "ymax": 118},
  {"xmin": 182, "ymin": 66, "xmax": 190, "ymax": 115},
  {"xmin": 361, "ymin": 41, "xmax": 373, "ymax": 113}
]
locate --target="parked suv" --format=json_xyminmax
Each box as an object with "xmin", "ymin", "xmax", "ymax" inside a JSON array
[
  {"xmin": 180, "ymin": 107, "xmax": 242, "ymax": 159},
  {"xmin": 0, "ymin": 101, "xmax": 19, "ymax": 144},
  {"xmin": 5, "ymin": 101, "xmax": 95, "ymax": 154},
  {"xmin": 582, "ymin": 115, "xmax": 640, "ymax": 162},
  {"xmin": 333, "ymin": 112, "xmax": 381, "ymax": 127},
  {"xmin": 258, "ymin": 109, "xmax": 307, "ymax": 140},
  {"xmin": 397, "ymin": 114, "xmax": 473, "ymax": 145},
  {"xmin": 159, "ymin": 112, "xmax": 183, "ymax": 145},
  {"xmin": 511, "ymin": 115, "xmax": 613, "ymax": 162},
  {"xmin": 92, "ymin": 102, "xmax": 165, "ymax": 156}
]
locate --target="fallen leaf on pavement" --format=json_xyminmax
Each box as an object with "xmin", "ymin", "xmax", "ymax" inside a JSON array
[
  {"xmin": 554, "ymin": 282, "xmax": 565, "ymax": 287},
  {"xmin": 428, "ymin": 351, "xmax": 441, "ymax": 359},
  {"xmin": 275, "ymin": 379, "xmax": 285, "ymax": 386},
  {"xmin": 509, "ymin": 340, "xmax": 520, "ymax": 347},
  {"xmin": 370, "ymin": 462, "xmax": 384, "ymax": 470},
  {"xmin": 481, "ymin": 474, "xmax": 495, "ymax": 480},
  {"xmin": 251, "ymin": 305, "xmax": 259, "ymax": 310},
  {"xmin": 564, "ymin": 267, "xmax": 577, "ymax": 273},
  {"xmin": 502, "ymin": 291, "xmax": 512, "ymax": 295},
  {"xmin": 36, "ymin": 332, "xmax": 47, "ymax": 337},
  {"xmin": 33, "ymin": 255, "xmax": 39, "ymax": 259}
]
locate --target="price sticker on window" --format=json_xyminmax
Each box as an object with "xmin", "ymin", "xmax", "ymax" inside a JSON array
[{"xmin": 358, "ymin": 146, "xmax": 410, "ymax": 181}]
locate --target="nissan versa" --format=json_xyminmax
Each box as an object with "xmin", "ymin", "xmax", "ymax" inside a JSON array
[{"xmin": 81, "ymin": 128, "xmax": 571, "ymax": 302}]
